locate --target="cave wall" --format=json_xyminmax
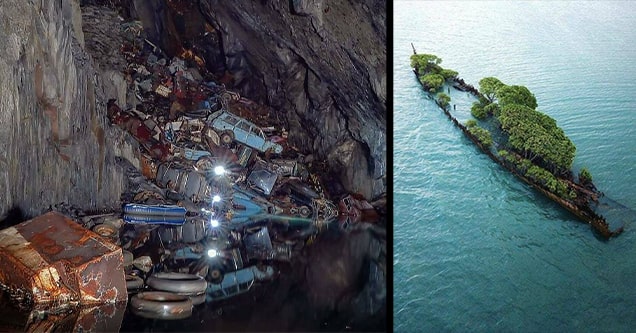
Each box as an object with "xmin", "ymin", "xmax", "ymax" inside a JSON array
[
  {"xmin": 0, "ymin": 0, "xmax": 126, "ymax": 219},
  {"xmin": 202, "ymin": 0, "xmax": 386, "ymax": 200},
  {"xmin": 134, "ymin": 0, "xmax": 386, "ymax": 200}
]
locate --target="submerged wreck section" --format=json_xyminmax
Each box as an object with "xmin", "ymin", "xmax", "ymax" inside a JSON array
[
  {"xmin": 410, "ymin": 46, "xmax": 628, "ymax": 238},
  {"xmin": 0, "ymin": 212, "xmax": 127, "ymax": 307}
]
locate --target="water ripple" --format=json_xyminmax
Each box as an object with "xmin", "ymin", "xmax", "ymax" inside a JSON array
[{"xmin": 395, "ymin": 1, "xmax": 636, "ymax": 332}]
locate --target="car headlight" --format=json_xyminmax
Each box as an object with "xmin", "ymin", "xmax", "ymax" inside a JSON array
[{"xmin": 214, "ymin": 165, "xmax": 226, "ymax": 176}]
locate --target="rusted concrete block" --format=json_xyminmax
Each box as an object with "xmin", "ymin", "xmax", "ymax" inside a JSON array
[{"xmin": 0, "ymin": 212, "xmax": 127, "ymax": 306}]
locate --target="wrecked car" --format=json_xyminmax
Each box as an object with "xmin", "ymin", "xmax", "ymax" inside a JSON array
[
  {"xmin": 338, "ymin": 194, "xmax": 380, "ymax": 224},
  {"xmin": 207, "ymin": 110, "xmax": 284, "ymax": 154},
  {"xmin": 205, "ymin": 265, "xmax": 275, "ymax": 303},
  {"xmin": 266, "ymin": 159, "xmax": 310, "ymax": 180}
]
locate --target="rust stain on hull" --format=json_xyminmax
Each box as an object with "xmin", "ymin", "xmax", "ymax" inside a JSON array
[{"xmin": 0, "ymin": 212, "xmax": 127, "ymax": 306}]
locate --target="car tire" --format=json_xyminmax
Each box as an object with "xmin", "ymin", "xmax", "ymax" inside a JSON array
[
  {"xmin": 126, "ymin": 274, "xmax": 144, "ymax": 290},
  {"xmin": 220, "ymin": 131, "xmax": 234, "ymax": 145},
  {"xmin": 299, "ymin": 206, "xmax": 311, "ymax": 218},
  {"xmin": 208, "ymin": 268, "xmax": 224, "ymax": 284},
  {"xmin": 92, "ymin": 223, "xmax": 118, "ymax": 238},
  {"xmin": 130, "ymin": 291, "xmax": 193, "ymax": 320},
  {"xmin": 147, "ymin": 272, "xmax": 208, "ymax": 296}
]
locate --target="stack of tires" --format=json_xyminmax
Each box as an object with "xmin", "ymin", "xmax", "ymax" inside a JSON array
[{"xmin": 129, "ymin": 272, "xmax": 207, "ymax": 320}]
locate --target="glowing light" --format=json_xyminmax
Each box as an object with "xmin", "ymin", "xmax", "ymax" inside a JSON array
[
  {"xmin": 210, "ymin": 219, "xmax": 219, "ymax": 228},
  {"xmin": 213, "ymin": 165, "xmax": 226, "ymax": 176},
  {"xmin": 212, "ymin": 195, "xmax": 221, "ymax": 203},
  {"xmin": 207, "ymin": 249, "xmax": 218, "ymax": 257}
]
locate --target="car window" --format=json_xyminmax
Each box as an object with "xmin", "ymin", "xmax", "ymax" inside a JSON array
[
  {"xmin": 237, "ymin": 121, "xmax": 251, "ymax": 132},
  {"xmin": 226, "ymin": 285, "xmax": 239, "ymax": 294},
  {"xmin": 252, "ymin": 127, "xmax": 265, "ymax": 138},
  {"xmin": 223, "ymin": 114, "xmax": 239, "ymax": 126}
]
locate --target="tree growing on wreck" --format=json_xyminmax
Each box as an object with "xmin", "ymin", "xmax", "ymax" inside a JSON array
[
  {"xmin": 579, "ymin": 167, "xmax": 593, "ymax": 184},
  {"xmin": 498, "ymin": 104, "xmax": 576, "ymax": 175},
  {"xmin": 410, "ymin": 54, "xmax": 442, "ymax": 75},
  {"xmin": 478, "ymin": 77, "xmax": 505, "ymax": 103},
  {"xmin": 411, "ymin": 53, "xmax": 458, "ymax": 92},
  {"xmin": 496, "ymin": 85, "xmax": 538, "ymax": 109},
  {"xmin": 440, "ymin": 68, "xmax": 458, "ymax": 80},
  {"xmin": 465, "ymin": 120, "xmax": 493, "ymax": 148},
  {"xmin": 420, "ymin": 73, "xmax": 445, "ymax": 92},
  {"xmin": 471, "ymin": 102, "xmax": 488, "ymax": 119},
  {"xmin": 437, "ymin": 92, "xmax": 451, "ymax": 108}
]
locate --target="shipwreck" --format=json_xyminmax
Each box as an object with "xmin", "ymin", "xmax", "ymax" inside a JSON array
[{"xmin": 411, "ymin": 44, "xmax": 634, "ymax": 238}]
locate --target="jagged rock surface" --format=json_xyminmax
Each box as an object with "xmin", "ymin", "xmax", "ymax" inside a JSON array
[{"xmin": 0, "ymin": 0, "xmax": 126, "ymax": 219}]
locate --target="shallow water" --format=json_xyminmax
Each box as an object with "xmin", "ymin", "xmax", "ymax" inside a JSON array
[{"xmin": 394, "ymin": 1, "xmax": 636, "ymax": 332}]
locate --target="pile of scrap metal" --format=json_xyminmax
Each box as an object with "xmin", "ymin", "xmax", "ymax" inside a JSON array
[
  {"xmin": 93, "ymin": 21, "xmax": 382, "ymax": 320},
  {"xmin": 0, "ymin": 18, "xmax": 382, "ymax": 323}
]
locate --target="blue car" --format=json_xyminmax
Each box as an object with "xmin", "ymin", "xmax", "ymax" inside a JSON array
[{"xmin": 207, "ymin": 110, "xmax": 283, "ymax": 154}]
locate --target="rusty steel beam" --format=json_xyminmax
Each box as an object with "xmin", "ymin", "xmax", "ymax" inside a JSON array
[{"xmin": 0, "ymin": 212, "xmax": 127, "ymax": 306}]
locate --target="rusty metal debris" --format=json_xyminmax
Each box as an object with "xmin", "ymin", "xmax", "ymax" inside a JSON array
[
  {"xmin": 0, "ymin": 212, "xmax": 127, "ymax": 307},
  {"xmin": 0, "ymin": 15, "xmax": 383, "ymax": 320},
  {"xmin": 104, "ymin": 14, "xmax": 386, "ymax": 312}
]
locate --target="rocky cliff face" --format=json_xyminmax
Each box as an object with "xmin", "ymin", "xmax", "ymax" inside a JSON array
[
  {"xmin": 132, "ymin": 0, "xmax": 386, "ymax": 200},
  {"xmin": 0, "ymin": 0, "xmax": 127, "ymax": 219}
]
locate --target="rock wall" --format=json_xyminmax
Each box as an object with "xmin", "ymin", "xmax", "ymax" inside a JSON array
[
  {"xmin": 132, "ymin": 0, "xmax": 386, "ymax": 200},
  {"xmin": 0, "ymin": 0, "xmax": 126, "ymax": 219}
]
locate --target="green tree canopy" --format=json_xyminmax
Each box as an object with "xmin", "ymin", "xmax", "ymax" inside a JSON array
[
  {"xmin": 440, "ymin": 68, "xmax": 459, "ymax": 80},
  {"xmin": 579, "ymin": 167, "xmax": 593, "ymax": 184},
  {"xmin": 410, "ymin": 54, "xmax": 442, "ymax": 74},
  {"xmin": 498, "ymin": 104, "xmax": 575, "ymax": 174},
  {"xmin": 420, "ymin": 74, "xmax": 445, "ymax": 92},
  {"xmin": 496, "ymin": 85, "xmax": 538, "ymax": 109},
  {"xmin": 484, "ymin": 103, "xmax": 501, "ymax": 117},
  {"xmin": 467, "ymin": 125, "xmax": 493, "ymax": 148},
  {"xmin": 478, "ymin": 77, "xmax": 505, "ymax": 102},
  {"xmin": 471, "ymin": 102, "xmax": 488, "ymax": 119},
  {"xmin": 437, "ymin": 92, "xmax": 451, "ymax": 108}
]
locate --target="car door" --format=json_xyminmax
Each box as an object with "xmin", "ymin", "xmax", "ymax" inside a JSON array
[
  {"xmin": 246, "ymin": 126, "xmax": 266, "ymax": 151},
  {"xmin": 234, "ymin": 120, "xmax": 251, "ymax": 144}
]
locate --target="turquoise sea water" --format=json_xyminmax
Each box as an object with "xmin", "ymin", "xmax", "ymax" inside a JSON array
[{"xmin": 394, "ymin": 1, "xmax": 636, "ymax": 332}]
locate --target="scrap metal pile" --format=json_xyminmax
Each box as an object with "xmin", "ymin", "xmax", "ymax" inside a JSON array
[
  {"xmin": 0, "ymin": 19, "xmax": 381, "ymax": 324},
  {"xmin": 83, "ymin": 21, "xmax": 379, "ymax": 320}
]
